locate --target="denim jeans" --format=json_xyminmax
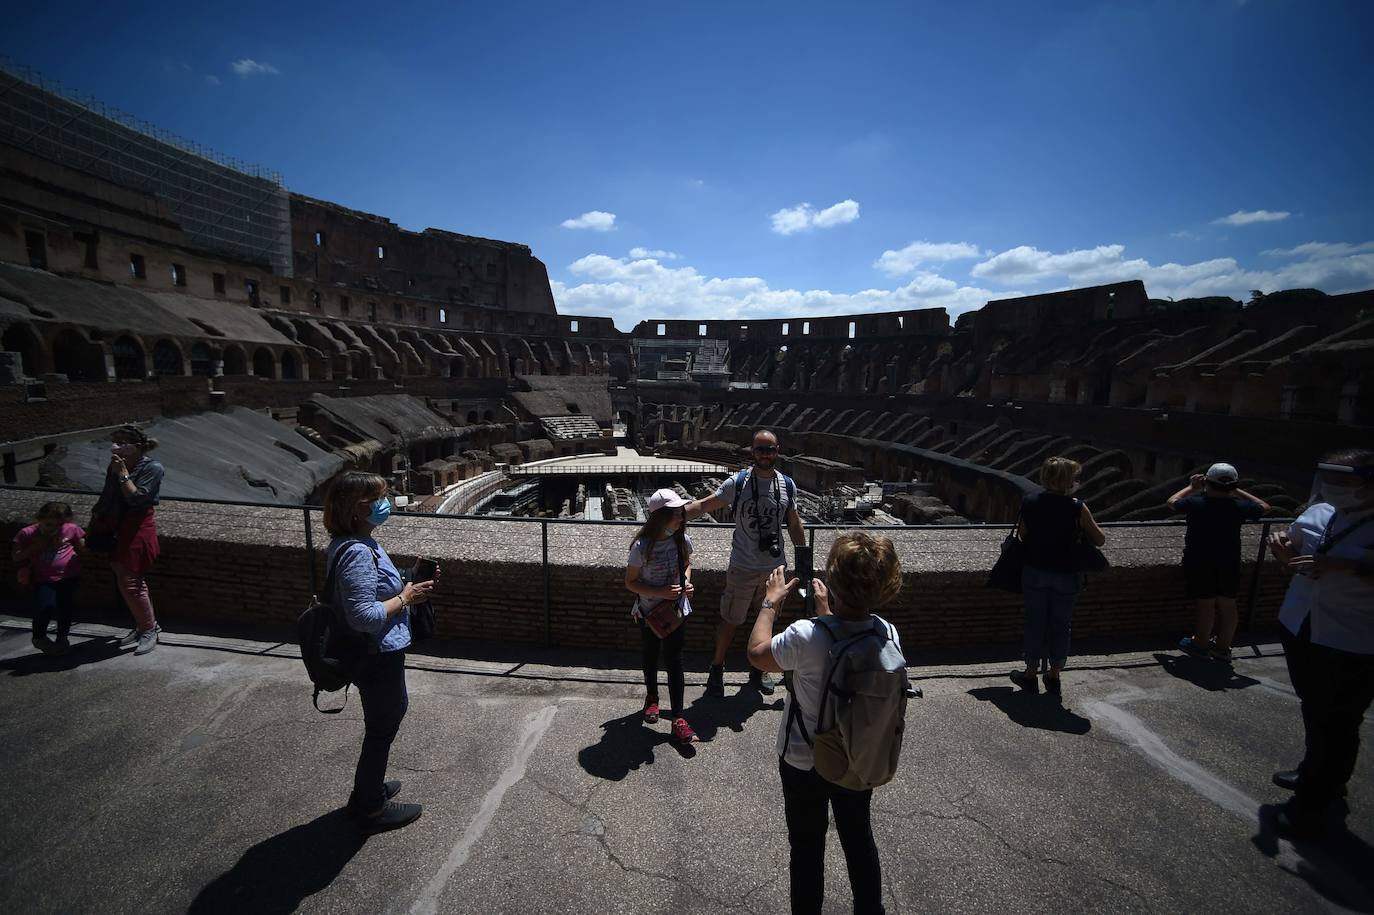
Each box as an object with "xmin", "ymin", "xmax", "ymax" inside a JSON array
[
  {"xmin": 33, "ymin": 578, "xmax": 79, "ymax": 639},
  {"xmin": 1022, "ymin": 565, "xmax": 1080, "ymax": 669},
  {"xmin": 350, "ymin": 650, "xmax": 409, "ymax": 813},
  {"xmin": 779, "ymin": 759, "xmax": 885, "ymax": 915}
]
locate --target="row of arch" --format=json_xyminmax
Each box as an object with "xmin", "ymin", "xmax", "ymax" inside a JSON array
[{"xmin": 1, "ymin": 323, "xmax": 304, "ymax": 382}]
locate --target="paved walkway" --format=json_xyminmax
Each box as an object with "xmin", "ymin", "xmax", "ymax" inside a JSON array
[{"xmin": 1, "ymin": 618, "xmax": 1370, "ymax": 914}]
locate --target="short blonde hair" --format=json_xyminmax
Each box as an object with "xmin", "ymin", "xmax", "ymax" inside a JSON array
[
  {"xmin": 1040, "ymin": 456, "xmax": 1081, "ymax": 494},
  {"xmin": 322, "ymin": 471, "xmax": 388, "ymax": 537},
  {"xmin": 825, "ymin": 531, "xmax": 902, "ymax": 615}
]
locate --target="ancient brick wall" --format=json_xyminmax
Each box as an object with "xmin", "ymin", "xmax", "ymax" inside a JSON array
[{"xmin": 0, "ymin": 491, "xmax": 1291, "ymax": 660}]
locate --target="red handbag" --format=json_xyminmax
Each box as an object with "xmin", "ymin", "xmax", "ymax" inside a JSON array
[{"xmin": 643, "ymin": 597, "xmax": 684, "ymax": 639}]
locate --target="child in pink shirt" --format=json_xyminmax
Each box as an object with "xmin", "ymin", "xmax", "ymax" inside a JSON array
[{"xmin": 12, "ymin": 502, "xmax": 86, "ymax": 655}]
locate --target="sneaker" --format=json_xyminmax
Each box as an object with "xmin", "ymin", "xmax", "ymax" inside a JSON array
[
  {"xmin": 642, "ymin": 696, "xmax": 660, "ymax": 724},
  {"xmin": 358, "ymin": 801, "xmax": 422, "ymax": 835},
  {"xmin": 118, "ymin": 629, "xmax": 139, "ymax": 648},
  {"xmin": 347, "ymin": 781, "xmax": 404, "ymax": 817},
  {"xmin": 52, "ymin": 636, "xmax": 71, "ymax": 656},
  {"xmin": 1009, "ymin": 670, "xmax": 1039, "ymax": 693},
  {"xmin": 705, "ymin": 664, "xmax": 724, "ymax": 698},
  {"xmin": 1178, "ymin": 636, "xmax": 1209, "ymax": 656},
  {"xmin": 31, "ymin": 634, "xmax": 54, "ymax": 655},
  {"xmin": 671, "ymin": 718, "xmax": 698, "ymax": 744},
  {"xmin": 133, "ymin": 625, "xmax": 162, "ymax": 656},
  {"xmin": 1043, "ymin": 674, "xmax": 1063, "ymax": 696},
  {"xmin": 748, "ymin": 670, "xmax": 776, "ymax": 696},
  {"xmin": 1208, "ymin": 645, "xmax": 1233, "ymax": 664}
]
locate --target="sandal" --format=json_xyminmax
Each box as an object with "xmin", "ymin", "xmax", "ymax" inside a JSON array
[{"xmin": 1009, "ymin": 670, "xmax": 1039, "ymax": 693}]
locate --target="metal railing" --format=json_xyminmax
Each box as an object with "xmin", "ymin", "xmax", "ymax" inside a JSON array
[
  {"xmin": 0, "ymin": 484, "xmax": 1288, "ymax": 644},
  {"xmin": 509, "ymin": 463, "xmax": 726, "ymax": 476}
]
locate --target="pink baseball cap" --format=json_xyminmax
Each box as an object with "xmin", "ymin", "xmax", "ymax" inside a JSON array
[{"xmin": 647, "ymin": 488, "xmax": 689, "ymax": 513}]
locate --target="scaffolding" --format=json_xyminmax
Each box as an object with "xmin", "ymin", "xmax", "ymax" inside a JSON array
[{"xmin": 0, "ymin": 59, "xmax": 291, "ymax": 275}]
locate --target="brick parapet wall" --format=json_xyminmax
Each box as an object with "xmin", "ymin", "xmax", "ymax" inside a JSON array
[{"xmin": 0, "ymin": 491, "xmax": 1290, "ymax": 658}]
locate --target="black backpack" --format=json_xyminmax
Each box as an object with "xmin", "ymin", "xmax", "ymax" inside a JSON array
[{"xmin": 298, "ymin": 539, "xmax": 373, "ymax": 713}]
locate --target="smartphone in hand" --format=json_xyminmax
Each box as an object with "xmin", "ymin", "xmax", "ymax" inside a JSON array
[{"xmin": 411, "ymin": 557, "xmax": 438, "ymax": 583}]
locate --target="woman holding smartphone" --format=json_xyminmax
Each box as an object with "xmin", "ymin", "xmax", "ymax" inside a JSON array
[{"xmin": 322, "ymin": 472, "xmax": 439, "ymax": 834}]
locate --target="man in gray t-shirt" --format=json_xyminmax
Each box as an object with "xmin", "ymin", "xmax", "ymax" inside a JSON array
[{"xmin": 686, "ymin": 429, "xmax": 805, "ymax": 697}]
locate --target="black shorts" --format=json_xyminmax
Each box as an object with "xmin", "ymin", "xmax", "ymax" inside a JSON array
[{"xmin": 1184, "ymin": 561, "xmax": 1241, "ymax": 599}]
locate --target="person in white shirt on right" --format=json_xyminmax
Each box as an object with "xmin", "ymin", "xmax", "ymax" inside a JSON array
[
  {"xmin": 746, "ymin": 531, "xmax": 902, "ymax": 915},
  {"xmin": 1267, "ymin": 448, "xmax": 1374, "ymax": 838}
]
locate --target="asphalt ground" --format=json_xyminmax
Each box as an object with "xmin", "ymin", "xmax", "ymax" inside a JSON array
[{"xmin": 0, "ymin": 617, "xmax": 1371, "ymax": 915}]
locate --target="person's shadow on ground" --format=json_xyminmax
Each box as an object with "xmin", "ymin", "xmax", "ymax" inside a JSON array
[
  {"xmin": 578, "ymin": 710, "xmax": 683, "ymax": 781},
  {"xmin": 1153, "ymin": 652, "xmax": 1260, "ymax": 692},
  {"xmin": 968, "ymin": 686, "xmax": 1092, "ymax": 735},
  {"xmin": 0, "ymin": 636, "xmax": 125, "ymax": 677},
  {"xmin": 186, "ymin": 808, "xmax": 366, "ymax": 915},
  {"xmin": 1253, "ymin": 803, "xmax": 1374, "ymax": 913},
  {"xmin": 683, "ymin": 682, "xmax": 784, "ymax": 743}
]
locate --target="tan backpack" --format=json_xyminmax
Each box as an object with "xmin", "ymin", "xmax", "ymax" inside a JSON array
[{"xmin": 788, "ymin": 616, "xmax": 918, "ymax": 790}]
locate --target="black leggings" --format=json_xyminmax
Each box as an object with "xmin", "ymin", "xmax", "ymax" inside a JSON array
[{"xmin": 639, "ymin": 618, "xmax": 686, "ymax": 715}]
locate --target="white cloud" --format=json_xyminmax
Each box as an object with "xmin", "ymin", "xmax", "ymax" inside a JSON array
[
  {"xmin": 230, "ymin": 59, "xmax": 280, "ymax": 77},
  {"xmin": 770, "ymin": 199, "xmax": 860, "ymax": 235},
  {"xmin": 813, "ymin": 199, "xmax": 860, "ymax": 228},
  {"xmin": 1262, "ymin": 240, "xmax": 1374, "ymax": 259},
  {"xmin": 969, "ymin": 241, "xmax": 1374, "ymax": 303},
  {"xmin": 875, "ymin": 241, "xmax": 984, "ymax": 277},
  {"xmin": 629, "ymin": 247, "xmax": 680, "ymax": 261},
  {"xmin": 560, "ymin": 211, "xmax": 617, "ymax": 232},
  {"xmin": 205, "ymin": 74, "xmax": 222, "ymax": 86},
  {"xmin": 1213, "ymin": 209, "xmax": 1290, "ymax": 226},
  {"xmin": 552, "ymin": 253, "xmax": 1006, "ymax": 332}
]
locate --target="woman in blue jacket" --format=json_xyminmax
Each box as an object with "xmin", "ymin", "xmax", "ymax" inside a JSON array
[{"xmin": 322, "ymin": 472, "xmax": 436, "ymax": 835}]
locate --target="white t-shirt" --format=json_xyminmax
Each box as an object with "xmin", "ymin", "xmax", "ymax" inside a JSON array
[
  {"xmin": 1278, "ymin": 503, "xmax": 1374, "ymax": 654},
  {"xmin": 627, "ymin": 534, "xmax": 694, "ymax": 620},
  {"xmin": 713, "ymin": 469, "xmax": 796, "ymax": 574},
  {"xmin": 771, "ymin": 614, "xmax": 902, "ymax": 771}
]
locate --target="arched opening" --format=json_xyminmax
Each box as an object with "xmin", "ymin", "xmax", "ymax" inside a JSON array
[
  {"xmin": 482, "ymin": 409, "xmax": 495, "ymax": 423},
  {"xmin": 223, "ymin": 345, "xmax": 248, "ymax": 375},
  {"xmin": 51, "ymin": 329, "xmax": 102, "ymax": 381},
  {"xmin": 151, "ymin": 339, "xmax": 184, "ymax": 376},
  {"xmin": 450, "ymin": 356, "xmax": 468, "ymax": 378},
  {"xmin": 2, "ymin": 323, "xmax": 49, "ymax": 377},
  {"xmin": 466, "ymin": 410, "xmax": 479, "ymax": 424},
  {"xmin": 280, "ymin": 350, "xmax": 300, "ymax": 380},
  {"xmin": 350, "ymin": 351, "xmax": 370, "ymax": 380},
  {"xmin": 112, "ymin": 336, "xmax": 145, "ymax": 380},
  {"xmin": 252, "ymin": 348, "xmax": 276, "ymax": 379},
  {"xmin": 190, "ymin": 342, "xmax": 214, "ymax": 377}
]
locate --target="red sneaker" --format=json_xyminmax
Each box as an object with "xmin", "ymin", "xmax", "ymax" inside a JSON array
[
  {"xmin": 671, "ymin": 718, "xmax": 697, "ymax": 743},
  {"xmin": 642, "ymin": 697, "xmax": 660, "ymax": 724}
]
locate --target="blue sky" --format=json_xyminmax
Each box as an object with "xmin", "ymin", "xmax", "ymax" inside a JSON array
[{"xmin": 5, "ymin": 0, "xmax": 1373, "ymax": 330}]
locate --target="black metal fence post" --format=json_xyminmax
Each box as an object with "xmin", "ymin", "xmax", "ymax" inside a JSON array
[
  {"xmin": 542, "ymin": 519, "xmax": 552, "ymax": 645},
  {"xmin": 1242, "ymin": 520, "xmax": 1271, "ymax": 635},
  {"xmin": 303, "ymin": 506, "xmax": 318, "ymax": 597}
]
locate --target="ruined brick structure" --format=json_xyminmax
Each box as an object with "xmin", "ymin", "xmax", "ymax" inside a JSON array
[{"xmin": 2, "ymin": 60, "xmax": 1372, "ymax": 533}]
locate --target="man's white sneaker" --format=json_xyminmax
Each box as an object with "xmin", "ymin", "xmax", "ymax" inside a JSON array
[{"xmin": 118, "ymin": 629, "xmax": 139, "ymax": 648}]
